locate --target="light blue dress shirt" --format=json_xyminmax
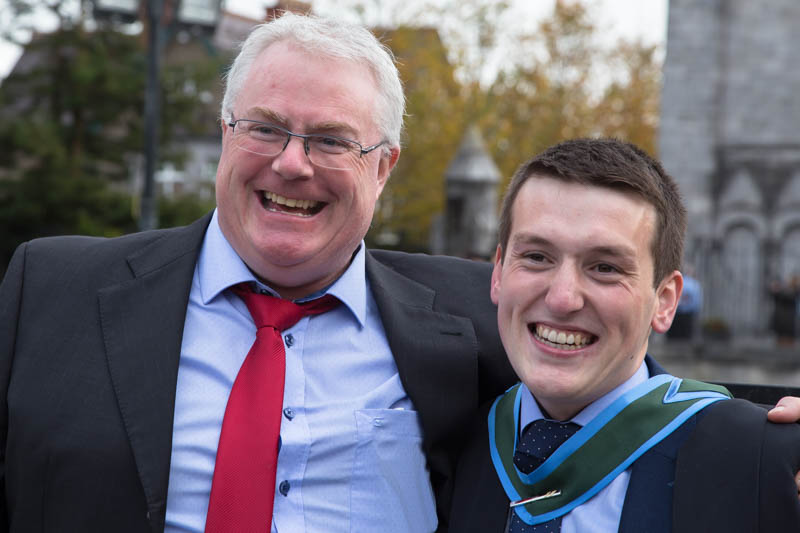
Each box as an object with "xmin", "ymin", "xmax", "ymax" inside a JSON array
[
  {"xmin": 164, "ymin": 211, "xmax": 437, "ymax": 532},
  {"xmin": 519, "ymin": 361, "xmax": 649, "ymax": 533}
]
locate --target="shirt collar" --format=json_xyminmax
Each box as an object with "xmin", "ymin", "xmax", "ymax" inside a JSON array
[
  {"xmin": 519, "ymin": 360, "xmax": 650, "ymax": 433},
  {"xmin": 197, "ymin": 209, "xmax": 367, "ymax": 327}
]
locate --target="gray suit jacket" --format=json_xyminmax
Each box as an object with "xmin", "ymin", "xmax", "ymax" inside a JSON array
[{"xmin": 0, "ymin": 213, "xmax": 515, "ymax": 532}]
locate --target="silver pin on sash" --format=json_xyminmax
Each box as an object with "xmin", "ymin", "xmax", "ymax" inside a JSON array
[{"xmin": 509, "ymin": 489, "xmax": 561, "ymax": 508}]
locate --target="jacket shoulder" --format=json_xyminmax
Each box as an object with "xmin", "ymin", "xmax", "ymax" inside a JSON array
[
  {"xmin": 369, "ymin": 249, "xmax": 492, "ymax": 275},
  {"xmin": 7, "ymin": 214, "xmax": 211, "ymax": 290},
  {"xmin": 23, "ymin": 218, "xmax": 202, "ymax": 262},
  {"xmin": 367, "ymin": 250, "xmax": 492, "ymax": 298},
  {"xmin": 673, "ymin": 399, "xmax": 800, "ymax": 532}
]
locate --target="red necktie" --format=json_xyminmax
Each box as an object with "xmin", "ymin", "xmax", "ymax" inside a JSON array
[{"xmin": 205, "ymin": 284, "xmax": 339, "ymax": 533}]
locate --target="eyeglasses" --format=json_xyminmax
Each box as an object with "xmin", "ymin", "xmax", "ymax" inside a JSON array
[{"xmin": 228, "ymin": 117, "xmax": 386, "ymax": 171}]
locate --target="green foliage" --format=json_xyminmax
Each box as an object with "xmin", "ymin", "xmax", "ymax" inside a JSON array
[
  {"xmin": 0, "ymin": 22, "xmax": 228, "ymax": 270},
  {"xmin": 0, "ymin": 27, "xmax": 145, "ymax": 268},
  {"xmin": 158, "ymin": 194, "xmax": 215, "ymax": 228}
]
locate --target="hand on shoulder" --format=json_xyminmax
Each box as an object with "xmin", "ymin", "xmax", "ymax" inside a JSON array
[{"xmin": 768, "ymin": 396, "xmax": 800, "ymax": 424}]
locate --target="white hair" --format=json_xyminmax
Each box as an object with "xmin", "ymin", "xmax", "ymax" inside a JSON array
[{"xmin": 221, "ymin": 13, "xmax": 405, "ymax": 149}]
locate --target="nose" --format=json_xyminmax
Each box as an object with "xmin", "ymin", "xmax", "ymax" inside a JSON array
[
  {"xmin": 544, "ymin": 262, "xmax": 585, "ymax": 315},
  {"xmin": 271, "ymin": 135, "xmax": 313, "ymax": 179}
]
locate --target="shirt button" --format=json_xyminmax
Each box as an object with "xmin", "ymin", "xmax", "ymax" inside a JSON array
[
  {"xmin": 279, "ymin": 480, "xmax": 291, "ymax": 496},
  {"xmin": 373, "ymin": 417, "xmax": 384, "ymax": 427},
  {"xmin": 283, "ymin": 407, "xmax": 295, "ymax": 420},
  {"xmin": 284, "ymin": 334, "xmax": 294, "ymax": 347}
]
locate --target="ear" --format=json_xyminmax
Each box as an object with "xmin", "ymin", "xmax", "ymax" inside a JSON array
[
  {"xmin": 375, "ymin": 146, "xmax": 400, "ymax": 197},
  {"xmin": 490, "ymin": 245, "xmax": 504, "ymax": 305},
  {"xmin": 651, "ymin": 270, "xmax": 683, "ymax": 334},
  {"xmin": 220, "ymin": 119, "xmax": 232, "ymax": 148}
]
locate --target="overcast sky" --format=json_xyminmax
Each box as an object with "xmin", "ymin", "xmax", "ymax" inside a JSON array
[{"xmin": 0, "ymin": 0, "xmax": 667, "ymax": 79}]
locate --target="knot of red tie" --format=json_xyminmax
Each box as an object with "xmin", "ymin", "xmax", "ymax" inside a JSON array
[{"xmin": 232, "ymin": 284, "xmax": 340, "ymax": 332}]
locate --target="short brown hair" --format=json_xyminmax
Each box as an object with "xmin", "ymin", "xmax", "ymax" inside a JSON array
[{"xmin": 497, "ymin": 138, "xmax": 686, "ymax": 286}]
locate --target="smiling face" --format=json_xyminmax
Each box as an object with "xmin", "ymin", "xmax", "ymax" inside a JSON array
[
  {"xmin": 215, "ymin": 40, "xmax": 399, "ymax": 299},
  {"xmin": 491, "ymin": 177, "xmax": 681, "ymax": 420}
]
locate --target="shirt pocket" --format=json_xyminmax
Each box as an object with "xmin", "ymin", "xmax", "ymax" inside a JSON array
[{"xmin": 351, "ymin": 408, "xmax": 438, "ymax": 533}]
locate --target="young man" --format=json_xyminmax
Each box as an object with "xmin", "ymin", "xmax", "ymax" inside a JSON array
[{"xmin": 449, "ymin": 138, "xmax": 800, "ymax": 532}]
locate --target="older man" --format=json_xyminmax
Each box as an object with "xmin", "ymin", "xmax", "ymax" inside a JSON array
[
  {"xmin": 0, "ymin": 14, "xmax": 514, "ymax": 533},
  {"xmin": 1, "ymin": 14, "xmax": 798, "ymax": 533},
  {"xmin": 449, "ymin": 139, "xmax": 800, "ymax": 532}
]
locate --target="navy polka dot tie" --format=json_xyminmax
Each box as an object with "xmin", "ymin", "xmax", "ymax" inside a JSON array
[{"xmin": 508, "ymin": 419, "xmax": 581, "ymax": 533}]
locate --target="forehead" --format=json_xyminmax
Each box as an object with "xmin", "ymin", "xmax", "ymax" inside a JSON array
[
  {"xmin": 235, "ymin": 40, "xmax": 380, "ymax": 131},
  {"xmin": 510, "ymin": 177, "xmax": 657, "ymax": 259}
]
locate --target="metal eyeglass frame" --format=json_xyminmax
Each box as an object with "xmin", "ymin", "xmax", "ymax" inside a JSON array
[{"xmin": 228, "ymin": 116, "xmax": 386, "ymax": 160}]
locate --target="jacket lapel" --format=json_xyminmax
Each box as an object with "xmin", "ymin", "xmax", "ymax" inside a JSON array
[
  {"xmin": 365, "ymin": 252, "xmax": 479, "ymax": 450},
  {"xmin": 97, "ymin": 214, "xmax": 211, "ymax": 530}
]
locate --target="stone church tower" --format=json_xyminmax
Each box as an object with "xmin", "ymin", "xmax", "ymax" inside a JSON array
[{"xmin": 659, "ymin": 0, "xmax": 800, "ymax": 335}]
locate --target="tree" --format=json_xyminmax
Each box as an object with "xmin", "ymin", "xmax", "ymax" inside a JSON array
[
  {"xmin": 0, "ymin": 27, "xmax": 145, "ymax": 269},
  {"xmin": 479, "ymin": 0, "xmax": 662, "ymax": 183},
  {"xmin": 361, "ymin": 0, "xmax": 663, "ymax": 252},
  {"xmin": 0, "ymin": 5, "xmax": 227, "ymax": 271},
  {"xmin": 590, "ymin": 40, "xmax": 661, "ymax": 155},
  {"xmin": 367, "ymin": 26, "xmax": 467, "ymax": 251}
]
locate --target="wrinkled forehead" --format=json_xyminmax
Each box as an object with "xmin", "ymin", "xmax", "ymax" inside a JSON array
[{"xmin": 238, "ymin": 41, "xmax": 382, "ymax": 132}]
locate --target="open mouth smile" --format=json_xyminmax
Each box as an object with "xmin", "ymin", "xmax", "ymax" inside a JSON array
[
  {"xmin": 260, "ymin": 190, "xmax": 325, "ymax": 217},
  {"xmin": 530, "ymin": 323, "xmax": 597, "ymax": 351}
]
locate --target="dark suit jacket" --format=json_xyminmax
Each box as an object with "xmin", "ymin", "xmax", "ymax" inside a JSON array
[
  {"xmin": 0, "ymin": 214, "xmax": 516, "ymax": 532},
  {"xmin": 449, "ymin": 359, "xmax": 800, "ymax": 533}
]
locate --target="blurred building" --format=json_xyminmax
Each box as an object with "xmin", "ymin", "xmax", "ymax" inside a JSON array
[
  {"xmin": 430, "ymin": 126, "xmax": 500, "ymax": 260},
  {"xmin": 659, "ymin": 0, "xmax": 800, "ymax": 336}
]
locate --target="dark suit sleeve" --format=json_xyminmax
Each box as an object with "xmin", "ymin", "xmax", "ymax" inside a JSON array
[
  {"xmin": 0, "ymin": 243, "xmax": 27, "ymax": 531},
  {"xmin": 673, "ymin": 399, "xmax": 800, "ymax": 532},
  {"xmin": 758, "ymin": 416, "xmax": 800, "ymax": 532}
]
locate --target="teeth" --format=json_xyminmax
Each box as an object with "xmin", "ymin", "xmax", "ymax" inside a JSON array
[
  {"xmin": 535, "ymin": 324, "xmax": 592, "ymax": 349},
  {"xmin": 264, "ymin": 191, "xmax": 319, "ymax": 210}
]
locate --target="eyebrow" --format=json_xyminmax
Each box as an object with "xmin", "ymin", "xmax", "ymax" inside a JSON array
[
  {"xmin": 310, "ymin": 121, "xmax": 358, "ymax": 137},
  {"xmin": 510, "ymin": 233, "xmax": 638, "ymax": 261},
  {"xmin": 246, "ymin": 107, "xmax": 289, "ymax": 125},
  {"xmin": 510, "ymin": 234, "xmax": 552, "ymax": 249},
  {"xmin": 244, "ymin": 107, "xmax": 357, "ymax": 137}
]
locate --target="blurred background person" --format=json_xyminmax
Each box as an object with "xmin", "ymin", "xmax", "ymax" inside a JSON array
[{"xmin": 769, "ymin": 274, "xmax": 800, "ymax": 347}]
